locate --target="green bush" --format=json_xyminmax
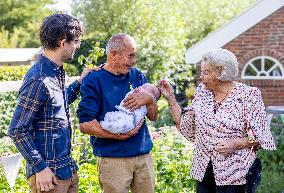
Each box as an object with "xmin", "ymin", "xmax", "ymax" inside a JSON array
[
  {"xmin": 0, "ymin": 92, "xmax": 18, "ymax": 138},
  {"xmin": 0, "ymin": 123, "xmax": 196, "ymax": 192},
  {"xmin": 0, "ymin": 63, "xmax": 81, "ymax": 81},
  {"xmin": 70, "ymin": 38, "xmax": 107, "ymax": 74},
  {"xmin": 64, "ymin": 63, "xmax": 80, "ymax": 77},
  {"xmin": 153, "ymin": 99, "xmax": 175, "ymax": 128},
  {"xmin": 0, "ymin": 65, "xmax": 34, "ymax": 138},
  {"xmin": 152, "ymin": 127, "xmax": 196, "ymax": 193},
  {"xmin": 0, "ymin": 65, "xmax": 31, "ymax": 81},
  {"xmin": 1, "ymin": 96, "xmax": 283, "ymax": 193},
  {"xmin": 257, "ymin": 116, "xmax": 284, "ymax": 193}
]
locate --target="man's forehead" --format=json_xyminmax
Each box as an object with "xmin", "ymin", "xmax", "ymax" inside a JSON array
[
  {"xmin": 125, "ymin": 39, "xmax": 137, "ymax": 48},
  {"xmin": 125, "ymin": 42, "xmax": 137, "ymax": 52}
]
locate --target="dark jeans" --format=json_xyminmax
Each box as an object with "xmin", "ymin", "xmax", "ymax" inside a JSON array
[{"xmin": 197, "ymin": 161, "xmax": 245, "ymax": 193}]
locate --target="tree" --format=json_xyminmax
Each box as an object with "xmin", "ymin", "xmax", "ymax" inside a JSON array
[
  {"xmin": 0, "ymin": 0, "xmax": 56, "ymax": 48},
  {"xmin": 72, "ymin": 0, "xmax": 255, "ymax": 104}
]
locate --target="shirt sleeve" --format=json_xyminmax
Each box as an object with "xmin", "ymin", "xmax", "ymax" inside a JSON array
[
  {"xmin": 179, "ymin": 85, "xmax": 202, "ymax": 143},
  {"xmin": 179, "ymin": 108, "xmax": 195, "ymax": 143},
  {"xmin": 246, "ymin": 88, "xmax": 276, "ymax": 150},
  {"xmin": 77, "ymin": 74, "xmax": 100, "ymax": 123},
  {"xmin": 8, "ymin": 78, "xmax": 48, "ymax": 173},
  {"xmin": 66, "ymin": 80, "xmax": 80, "ymax": 105}
]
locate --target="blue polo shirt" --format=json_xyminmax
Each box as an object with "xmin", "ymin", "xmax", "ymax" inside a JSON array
[{"xmin": 78, "ymin": 67, "xmax": 153, "ymax": 157}]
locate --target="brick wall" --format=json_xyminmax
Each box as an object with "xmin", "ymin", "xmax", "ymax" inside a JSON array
[{"xmin": 195, "ymin": 7, "xmax": 284, "ymax": 106}]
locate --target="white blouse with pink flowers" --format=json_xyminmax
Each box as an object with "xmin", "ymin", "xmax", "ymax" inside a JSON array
[{"xmin": 179, "ymin": 82, "xmax": 276, "ymax": 186}]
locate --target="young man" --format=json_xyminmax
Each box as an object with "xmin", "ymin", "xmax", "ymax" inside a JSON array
[
  {"xmin": 78, "ymin": 33, "xmax": 158, "ymax": 193},
  {"xmin": 9, "ymin": 14, "xmax": 93, "ymax": 193}
]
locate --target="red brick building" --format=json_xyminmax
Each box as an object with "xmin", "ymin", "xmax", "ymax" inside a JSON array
[{"xmin": 186, "ymin": 0, "xmax": 284, "ymax": 106}]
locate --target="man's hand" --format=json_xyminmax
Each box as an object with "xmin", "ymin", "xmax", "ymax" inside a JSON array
[
  {"xmin": 77, "ymin": 66, "xmax": 101, "ymax": 84},
  {"xmin": 35, "ymin": 167, "xmax": 58, "ymax": 192},
  {"xmin": 80, "ymin": 118, "xmax": 144, "ymax": 140},
  {"xmin": 123, "ymin": 92, "xmax": 153, "ymax": 111},
  {"xmin": 114, "ymin": 118, "xmax": 145, "ymax": 140}
]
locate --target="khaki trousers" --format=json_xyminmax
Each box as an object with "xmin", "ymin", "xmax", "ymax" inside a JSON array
[
  {"xmin": 97, "ymin": 153, "xmax": 155, "ymax": 193},
  {"xmin": 28, "ymin": 173, "xmax": 79, "ymax": 193}
]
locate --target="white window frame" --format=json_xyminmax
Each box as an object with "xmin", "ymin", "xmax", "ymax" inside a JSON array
[{"xmin": 241, "ymin": 56, "xmax": 284, "ymax": 80}]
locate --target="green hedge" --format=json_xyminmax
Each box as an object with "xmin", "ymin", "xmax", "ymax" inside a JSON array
[
  {"xmin": 0, "ymin": 92, "xmax": 18, "ymax": 138},
  {"xmin": 0, "ymin": 127, "xmax": 196, "ymax": 193},
  {"xmin": 0, "ymin": 65, "xmax": 30, "ymax": 81},
  {"xmin": 0, "ymin": 118, "xmax": 283, "ymax": 193},
  {"xmin": 257, "ymin": 117, "xmax": 284, "ymax": 193},
  {"xmin": 0, "ymin": 63, "xmax": 80, "ymax": 82}
]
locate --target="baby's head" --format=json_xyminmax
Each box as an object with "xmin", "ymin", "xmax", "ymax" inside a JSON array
[{"xmin": 137, "ymin": 83, "xmax": 161, "ymax": 99}]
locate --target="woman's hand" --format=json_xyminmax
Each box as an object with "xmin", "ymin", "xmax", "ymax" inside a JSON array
[
  {"xmin": 216, "ymin": 138, "xmax": 245, "ymax": 156},
  {"xmin": 157, "ymin": 80, "xmax": 175, "ymax": 101}
]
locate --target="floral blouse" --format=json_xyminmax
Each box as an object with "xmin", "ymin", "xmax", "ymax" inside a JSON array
[{"xmin": 179, "ymin": 82, "xmax": 276, "ymax": 186}]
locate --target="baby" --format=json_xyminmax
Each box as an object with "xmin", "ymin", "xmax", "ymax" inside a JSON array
[{"xmin": 100, "ymin": 83, "xmax": 161, "ymax": 134}]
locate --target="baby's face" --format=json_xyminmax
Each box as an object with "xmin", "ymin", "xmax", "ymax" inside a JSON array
[{"xmin": 135, "ymin": 84, "xmax": 161, "ymax": 99}]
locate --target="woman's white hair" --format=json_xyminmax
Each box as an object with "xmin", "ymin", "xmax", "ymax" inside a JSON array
[{"xmin": 202, "ymin": 48, "xmax": 239, "ymax": 81}]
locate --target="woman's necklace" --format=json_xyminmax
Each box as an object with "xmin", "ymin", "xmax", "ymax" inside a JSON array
[{"xmin": 213, "ymin": 82, "xmax": 235, "ymax": 114}]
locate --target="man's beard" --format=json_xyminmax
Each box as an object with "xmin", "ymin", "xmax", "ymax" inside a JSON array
[{"xmin": 62, "ymin": 51, "xmax": 74, "ymax": 62}]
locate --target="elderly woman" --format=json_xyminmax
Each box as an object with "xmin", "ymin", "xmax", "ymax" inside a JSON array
[{"xmin": 158, "ymin": 49, "xmax": 276, "ymax": 193}]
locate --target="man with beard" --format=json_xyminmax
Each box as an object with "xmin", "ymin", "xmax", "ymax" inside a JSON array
[{"xmin": 9, "ymin": 13, "xmax": 93, "ymax": 193}]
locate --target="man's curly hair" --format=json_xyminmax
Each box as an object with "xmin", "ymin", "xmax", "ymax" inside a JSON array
[{"xmin": 40, "ymin": 13, "xmax": 84, "ymax": 50}]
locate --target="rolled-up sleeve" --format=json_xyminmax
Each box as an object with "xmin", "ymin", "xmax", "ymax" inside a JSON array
[
  {"xmin": 247, "ymin": 88, "xmax": 276, "ymax": 150},
  {"xmin": 77, "ymin": 74, "xmax": 100, "ymax": 123},
  {"xmin": 8, "ymin": 79, "xmax": 48, "ymax": 173}
]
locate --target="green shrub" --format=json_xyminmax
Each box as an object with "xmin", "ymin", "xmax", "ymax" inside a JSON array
[
  {"xmin": 0, "ymin": 160, "xmax": 29, "ymax": 193},
  {"xmin": 0, "ymin": 92, "xmax": 18, "ymax": 138},
  {"xmin": 0, "ymin": 65, "xmax": 31, "ymax": 81},
  {"xmin": 70, "ymin": 38, "xmax": 107, "ymax": 74},
  {"xmin": 0, "ymin": 124, "xmax": 196, "ymax": 192},
  {"xmin": 257, "ymin": 116, "xmax": 284, "ymax": 193},
  {"xmin": 64, "ymin": 63, "xmax": 80, "ymax": 76},
  {"xmin": 153, "ymin": 127, "xmax": 196, "ymax": 193},
  {"xmin": 1, "ymin": 97, "xmax": 282, "ymax": 193},
  {"xmin": 153, "ymin": 99, "xmax": 175, "ymax": 128}
]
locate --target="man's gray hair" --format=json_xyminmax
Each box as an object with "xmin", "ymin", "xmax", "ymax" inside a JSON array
[
  {"xmin": 106, "ymin": 33, "xmax": 136, "ymax": 55},
  {"xmin": 202, "ymin": 48, "xmax": 239, "ymax": 81}
]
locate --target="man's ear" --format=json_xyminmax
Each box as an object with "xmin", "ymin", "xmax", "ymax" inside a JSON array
[{"xmin": 59, "ymin": 39, "xmax": 67, "ymax": 48}]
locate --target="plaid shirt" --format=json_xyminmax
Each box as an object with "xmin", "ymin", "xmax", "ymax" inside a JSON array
[{"xmin": 8, "ymin": 55, "xmax": 80, "ymax": 180}]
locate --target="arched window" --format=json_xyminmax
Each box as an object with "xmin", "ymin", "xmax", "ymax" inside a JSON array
[{"xmin": 242, "ymin": 56, "xmax": 284, "ymax": 79}]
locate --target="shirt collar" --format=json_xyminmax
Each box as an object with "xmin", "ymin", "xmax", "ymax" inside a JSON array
[{"xmin": 40, "ymin": 55, "xmax": 64, "ymax": 75}]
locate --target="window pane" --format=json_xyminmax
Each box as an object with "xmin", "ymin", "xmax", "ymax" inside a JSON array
[
  {"xmin": 259, "ymin": 72, "xmax": 267, "ymax": 76},
  {"xmin": 252, "ymin": 59, "xmax": 261, "ymax": 71},
  {"xmin": 269, "ymin": 66, "xmax": 282, "ymax": 76},
  {"xmin": 245, "ymin": 64, "xmax": 257, "ymax": 76},
  {"xmin": 264, "ymin": 59, "xmax": 275, "ymax": 71}
]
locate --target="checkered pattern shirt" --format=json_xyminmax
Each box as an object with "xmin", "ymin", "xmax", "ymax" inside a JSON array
[{"xmin": 9, "ymin": 55, "xmax": 80, "ymax": 180}]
